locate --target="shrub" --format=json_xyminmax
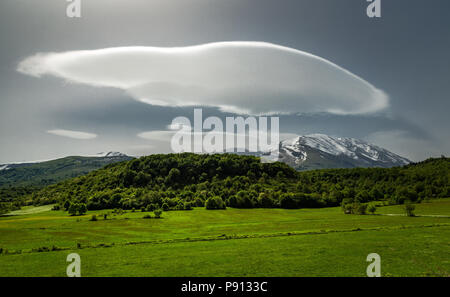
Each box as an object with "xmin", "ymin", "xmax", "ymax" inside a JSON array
[
  {"xmin": 184, "ymin": 202, "xmax": 193, "ymax": 210},
  {"xmin": 90, "ymin": 214, "xmax": 98, "ymax": 221},
  {"xmin": 113, "ymin": 208, "xmax": 124, "ymax": 215},
  {"xmin": 341, "ymin": 202, "xmax": 368, "ymax": 215},
  {"xmin": 234, "ymin": 191, "xmax": 255, "ymax": 208},
  {"xmin": 143, "ymin": 214, "xmax": 152, "ymax": 219},
  {"xmin": 405, "ymin": 203, "xmax": 416, "ymax": 217},
  {"xmin": 354, "ymin": 203, "xmax": 368, "ymax": 215},
  {"xmin": 63, "ymin": 200, "xmax": 71, "ymax": 211},
  {"xmin": 78, "ymin": 203, "xmax": 87, "ymax": 215},
  {"xmin": 205, "ymin": 198, "xmax": 215, "ymax": 209},
  {"xmin": 174, "ymin": 202, "xmax": 185, "ymax": 210},
  {"xmin": 342, "ymin": 203, "xmax": 353, "ymax": 214},
  {"xmin": 37, "ymin": 246, "xmax": 50, "ymax": 252},
  {"xmin": 162, "ymin": 203, "xmax": 169, "ymax": 211},
  {"xmin": 280, "ymin": 194, "xmax": 297, "ymax": 209},
  {"xmin": 257, "ymin": 193, "xmax": 275, "ymax": 208},
  {"xmin": 205, "ymin": 197, "xmax": 226, "ymax": 210},
  {"xmin": 153, "ymin": 209, "xmax": 162, "ymax": 218},
  {"xmin": 68, "ymin": 203, "xmax": 78, "ymax": 216},
  {"xmin": 194, "ymin": 198, "xmax": 204, "ymax": 207},
  {"xmin": 368, "ymin": 204, "xmax": 377, "ymax": 214},
  {"xmin": 68, "ymin": 203, "xmax": 88, "ymax": 216}
]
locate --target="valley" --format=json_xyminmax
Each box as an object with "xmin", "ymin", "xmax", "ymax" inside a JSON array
[{"xmin": 0, "ymin": 201, "xmax": 449, "ymax": 276}]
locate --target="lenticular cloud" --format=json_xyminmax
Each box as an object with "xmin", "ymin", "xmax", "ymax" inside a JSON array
[{"xmin": 18, "ymin": 42, "xmax": 388, "ymax": 115}]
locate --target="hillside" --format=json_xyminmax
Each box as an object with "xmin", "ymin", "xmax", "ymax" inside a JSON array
[
  {"xmin": 0, "ymin": 153, "xmax": 132, "ymax": 188},
  {"xmin": 296, "ymin": 156, "xmax": 449, "ymax": 204},
  {"xmin": 0, "ymin": 153, "xmax": 133, "ymax": 208},
  {"xmin": 25, "ymin": 154, "xmax": 449, "ymax": 212},
  {"xmin": 0, "ymin": 134, "xmax": 410, "ymax": 190}
]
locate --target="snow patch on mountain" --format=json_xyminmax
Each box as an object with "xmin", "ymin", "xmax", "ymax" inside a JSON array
[
  {"xmin": 94, "ymin": 152, "xmax": 128, "ymax": 158},
  {"xmin": 298, "ymin": 134, "xmax": 357, "ymax": 159},
  {"xmin": 281, "ymin": 137, "xmax": 308, "ymax": 162},
  {"xmin": 277, "ymin": 134, "xmax": 410, "ymax": 170}
]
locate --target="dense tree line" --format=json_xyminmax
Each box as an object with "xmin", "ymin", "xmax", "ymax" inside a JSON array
[
  {"xmin": 14, "ymin": 154, "xmax": 450, "ymax": 212},
  {"xmin": 0, "ymin": 186, "xmax": 37, "ymax": 214}
]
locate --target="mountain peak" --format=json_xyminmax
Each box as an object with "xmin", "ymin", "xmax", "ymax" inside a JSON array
[
  {"xmin": 94, "ymin": 152, "xmax": 128, "ymax": 158},
  {"xmin": 279, "ymin": 133, "xmax": 410, "ymax": 170}
]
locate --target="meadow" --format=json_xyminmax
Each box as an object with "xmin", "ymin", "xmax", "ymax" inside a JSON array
[{"xmin": 0, "ymin": 199, "xmax": 449, "ymax": 276}]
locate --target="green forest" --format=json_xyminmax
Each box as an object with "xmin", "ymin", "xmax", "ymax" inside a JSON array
[
  {"xmin": 3, "ymin": 153, "xmax": 446, "ymax": 215},
  {"xmin": 0, "ymin": 155, "xmax": 132, "ymax": 213}
]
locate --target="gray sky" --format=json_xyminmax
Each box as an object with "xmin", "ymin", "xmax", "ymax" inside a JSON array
[{"xmin": 0, "ymin": 0, "xmax": 449, "ymax": 163}]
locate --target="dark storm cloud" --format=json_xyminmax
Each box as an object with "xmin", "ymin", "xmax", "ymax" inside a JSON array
[{"xmin": 0, "ymin": 0, "xmax": 449, "ymax": 162}]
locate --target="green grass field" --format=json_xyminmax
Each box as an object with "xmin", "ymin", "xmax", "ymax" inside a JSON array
[{"xmin": 0, "ymin": 200, "xmax": 449, "ymax": 277}]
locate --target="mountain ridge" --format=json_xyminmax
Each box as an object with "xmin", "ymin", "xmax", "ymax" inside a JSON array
[
  {"xmin": 0, "ymin": 152, "xmax": 133, "ymax": 188},
  {"xmin": 275, "ymin": 134, "xmax": 410, "ymax": 171},
  {"xmin": 20, "ymin": 153, "xmax": 450, "ymax": 211},
  {"xmin": 0, "ymin": 134, "xmax": 412, "ymax": 189}
]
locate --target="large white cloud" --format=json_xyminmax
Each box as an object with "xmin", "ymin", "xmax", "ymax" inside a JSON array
[{"xmin": 18, "ymin": 42, "xmax": 388, "ymax": 115}]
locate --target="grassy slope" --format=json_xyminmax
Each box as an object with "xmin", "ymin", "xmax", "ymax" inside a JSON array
[{"xmin": 0, "ymin": 200, "xmax": 449, "ymax": 276}]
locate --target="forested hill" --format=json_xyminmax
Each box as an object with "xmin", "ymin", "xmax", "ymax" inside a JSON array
[
  {"xmin": 0, "ymin": 154, "xmax": 132, "ymax": 208},
  {"xmin": 24, "ymin": 154, "xmax": 449, "ymax": 212},
  {"xmin": 296, "ymin": 156, "xmax": 449, "ymax": 204},
  {"xmin": 0, "ymin": 154, "xmax": 132, "ymax": 188}
]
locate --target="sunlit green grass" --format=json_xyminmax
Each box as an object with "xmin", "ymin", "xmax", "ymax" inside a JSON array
[
  {"xmin": 6, "ymin": 204, "xmax": 54, "ymax": 216},
  {"xmin": 375, "ymin": 199, "xmax": 450, "ymax": 216},
  {"xmin": 0, "ymin": 200, "xmax": 449, "ymax": 276},
  {"xmin": 1, "ymin": 226, "xmax": 448, "ymax": 277}
]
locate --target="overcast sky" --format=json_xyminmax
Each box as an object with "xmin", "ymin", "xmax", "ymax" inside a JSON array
[{"xmin": 0, "ymin": 0, "xmax": 449, "ymax": 163}]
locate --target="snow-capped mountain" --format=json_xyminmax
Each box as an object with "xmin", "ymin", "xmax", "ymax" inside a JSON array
[{"xmin": 275, "ymin": 134, "xmax": 410, "ymax": 170}]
